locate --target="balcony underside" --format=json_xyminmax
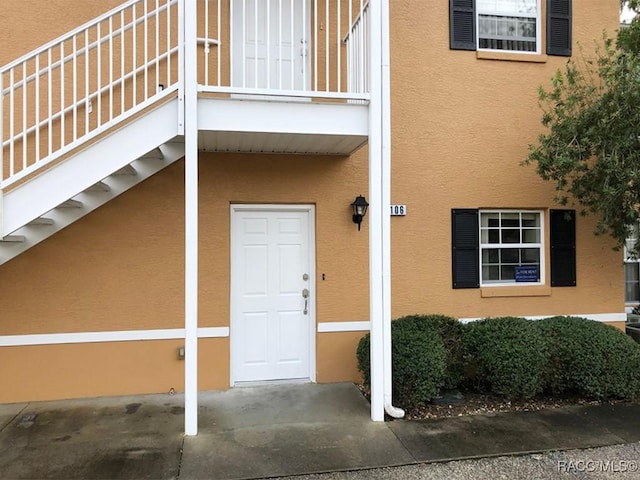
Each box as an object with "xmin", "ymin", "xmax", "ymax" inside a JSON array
[{"xmin": 197, "ymin": 97, "xmax": 369, "ymax": 156}]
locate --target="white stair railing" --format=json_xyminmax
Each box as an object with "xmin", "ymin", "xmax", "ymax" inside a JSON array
[{"xmin": 0, "ymin": 0, "xmax": 180, "ymax": 190}]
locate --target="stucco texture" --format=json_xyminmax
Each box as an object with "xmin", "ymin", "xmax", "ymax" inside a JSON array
[{"xmin": 0, "ymin": 1, "xmax": 627, "ymax": 402}]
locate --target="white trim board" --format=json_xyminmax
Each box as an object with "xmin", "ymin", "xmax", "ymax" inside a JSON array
[
  {"xmin": 458, "ymin": 313, "xmax": 627, "ymax": 323},
  {"xmin": 317, "ymin": 314, "xmax": 626, "ymax": 333},
  {"xmin": 0, "ymin": 327, "xmax": 230, "ymax": 347},
  {"xmin": 317, "ymin": 321, "xmax": 370, "ymax": 333}
]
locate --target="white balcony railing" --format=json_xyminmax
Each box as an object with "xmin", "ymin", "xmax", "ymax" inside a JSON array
[
  {"xmin": 1, "ymin": 0, "xmax": 369, "ymax": 189},
  {"xmin": 197, "ymin": 0, "xmax": 370, "ymax": 99}
]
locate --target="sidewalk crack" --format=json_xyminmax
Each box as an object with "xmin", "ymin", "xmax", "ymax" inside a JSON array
[
  {"xmin": 175, "ymin": 435, "xmax": 186, "ymax": 479},
  {"xmin": 0, "ymin": 403, "xmax": 30, "ymax": 434}
]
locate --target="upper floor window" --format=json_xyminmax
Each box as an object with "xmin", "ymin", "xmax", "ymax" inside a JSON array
[
  {"xmin": 450, "ymin": 0, "xmax": 572, "ymax": 57},
  {"xmin": 477, "ymin": 0, "xmax": 539, "ymax": 53}
]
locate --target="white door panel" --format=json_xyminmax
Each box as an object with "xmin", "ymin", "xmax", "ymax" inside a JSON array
[
  {"xmin": 232, "ymin": 0, "xmax": 310, "ymax": 90},
  {"xmin": 231, "ymin": 206, "xmax": 314, "ymax": 383}
]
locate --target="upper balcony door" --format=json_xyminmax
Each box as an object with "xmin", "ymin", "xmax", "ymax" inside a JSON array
[{"xmin": 231, "ymin": 0, "xmax": 311, "ymax": 91}]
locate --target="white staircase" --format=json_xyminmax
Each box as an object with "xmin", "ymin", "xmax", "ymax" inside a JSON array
[{"xmin": 0, "ymin": 0, "xmax": 183, "ymax": 265}]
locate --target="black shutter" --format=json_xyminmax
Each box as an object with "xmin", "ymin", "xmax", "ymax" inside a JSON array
[
  {"xmin": 450, "ymin": 0, "xmax": 476, "ymax": 51},
  {"xmin": 547, "ymin": 0, "xmax": 572, "ymax": 56},
  {"xmin": 550, "ymin": 209, "xmax": 576, "ymax": 286},
  {"xmin": 452, "ymin": 209, "xmax": 479, "ymax": 288}
]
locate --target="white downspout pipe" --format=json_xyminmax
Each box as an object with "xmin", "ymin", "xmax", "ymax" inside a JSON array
[
  {"xmin": 368, "ymin": 0, "xmax": 384, "ymax": 422},
  {"xmin": 381, "ymin": 0, "xmax": 404, "ymax": 419},
  {"xmin": 184, "ymin": 0, "xmax": 199, "ymax": 436}
]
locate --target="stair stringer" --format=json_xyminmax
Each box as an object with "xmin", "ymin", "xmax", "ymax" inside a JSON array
[
  {"xmin": 2, "ymin": 98, "xmax": 181, "ymax": 237},
  {"xmin": 0, "ymin": 140, "xmax": 185, "ymax": 266}
]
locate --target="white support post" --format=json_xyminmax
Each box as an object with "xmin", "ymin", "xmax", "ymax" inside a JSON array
[
  {"xmin": 381, "ymin": 0, "xmax": 403, "ymax": 419},
  {"xmin": 183, "ymin": 0, "xmax": 199, "ymax": 437},
  {"xmin": 368, "ymin": 0, "xmax": 384, "ymax": 423}
]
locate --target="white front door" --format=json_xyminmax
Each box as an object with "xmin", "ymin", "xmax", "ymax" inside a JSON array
[
  {"xmin": 231, "ymin": 0, "xmax": 310, "ymax": 90},
  {"xmin": 231, "ymin": 205, "xmax": 314, "ymax": 384}
]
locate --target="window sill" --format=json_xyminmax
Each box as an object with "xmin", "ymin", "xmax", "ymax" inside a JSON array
[
  {"xmin": 481, "ymin": 285, "xmax": 551, "ymax": 298},
  {"xmin": 476, "ymin": 51, "xmax": 548, "ymax": 63}
]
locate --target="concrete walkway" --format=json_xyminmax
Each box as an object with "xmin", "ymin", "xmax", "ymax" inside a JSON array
[{"xmin": 1, "ymin": 383, "xmax": 640, "ymax": 479}]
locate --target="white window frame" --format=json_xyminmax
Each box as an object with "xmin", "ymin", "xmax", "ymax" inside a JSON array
[
  {"xmin": 624, "ymin": 224, "xmax": 640, "ymax": 305},
  {"xmin": 479, "ymin": 209, "xmax": 545, "ymax": 287},
  {"xmin": 476, "ymin": 0, "xmax": 542, "ymax": 55}
]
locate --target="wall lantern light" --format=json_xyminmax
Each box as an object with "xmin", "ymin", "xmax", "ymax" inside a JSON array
[{"xmin": 351, "ymin": 195, "xmax": 369, "ymax": 231}]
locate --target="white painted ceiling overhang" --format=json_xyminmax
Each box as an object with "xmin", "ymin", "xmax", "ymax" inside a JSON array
[{"xmin": 197, "ymin": 97, "xmax": 369, "ymax": 155}]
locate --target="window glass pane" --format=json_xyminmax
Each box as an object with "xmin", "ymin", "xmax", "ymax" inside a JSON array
[
  {"xmin": 521, "ymin": 248, "xmax": 540, "ymax": 263},
  {"xmin": 478, "ymin": 0, "xmax": 536, "ymax": 15},
  {"xmin": 483, "ymin": 266, "xmax": 500, "ymax": 281},
  {"xmin": 523, "ymin": 229, "xmax": 540, "ymax": 243},
  {"xmin": 522, "ymin": 213, "xmax": 539, "ymax": 227},
  {"xmin": 481, "ymin": 213, "xmax": 499, "ymax": 227},
  {"xmin": 501, "ymin": 265, "xmax": 515, "ymax": 280},
  {"xmin": 625, "ymin": 263, "xmax": 640, "ymax": 282},
  {"xmin": 626, "ymin": 282, "xmax": 640, "ymax": 303},
  {"xmin": 501, "ymin": 248, "xmax": 520, "ymax": 263},
  {"xmin": 502, "ymin": 229, "xmax": 520, "ymax": 243},
  {"xmin": 482, "ymin": 249, "xmax": 500, "ymax": 263},
  {"xmin": 518, "ymin": 0, "xmax": 537, "ymax": 14},
  {"xmin": 502, "ymin": 213, "xmax": 520, "ymax": 227}
]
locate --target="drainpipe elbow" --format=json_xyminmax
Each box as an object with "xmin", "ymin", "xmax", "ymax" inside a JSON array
[{"xmin": 384, "ymin": 402, "xmax": 405, "ymax": 419}]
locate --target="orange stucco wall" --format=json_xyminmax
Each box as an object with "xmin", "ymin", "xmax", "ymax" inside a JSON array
[{"xmin": 0, "ymin": 1, "xmax": 627, "ymax": 402}]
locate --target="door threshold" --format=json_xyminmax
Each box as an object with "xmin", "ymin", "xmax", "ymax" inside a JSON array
[{"xmin": 233, "ymin": 378, "xmax": 312, "ymax": 388}]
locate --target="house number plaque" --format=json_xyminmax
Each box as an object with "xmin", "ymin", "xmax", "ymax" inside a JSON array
[{"xmin": 390, "ymin": 205, "xmax": 406, "ymax": 216}]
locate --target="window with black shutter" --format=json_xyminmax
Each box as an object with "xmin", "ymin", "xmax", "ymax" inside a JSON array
[{"xmin": 449, "ymin": 0, "xmax": 572, "ymax": 56}]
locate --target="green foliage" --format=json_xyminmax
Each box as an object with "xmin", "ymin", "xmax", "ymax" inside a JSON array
[
  {"xmin": 356, "ymin": 317, "xmax": 448, "ymax": 408},
  {"xmin": 357, "ymin": 313, "xmax": 640, "ymax": 408},
  {"xmin": 537, "ymin": 316, "xmax": 640, "ymax": 399},
  {"xmin": 463, "ymin": 317, "xmax": 548, "ymax": 399},
  {"xmin": 391, "ymin": 325, "xmax": 447, "ymax": 407},
  {"xmin": 393, "ymin": 314, "xmax": 466, "ymax": 390},
  {"xmin": 356, "ymin": 333, "xmax": 371, "ymax": 386},
  {"xmin": 526, "ymin": 19, "xmax": 640, "ymax": 254}
]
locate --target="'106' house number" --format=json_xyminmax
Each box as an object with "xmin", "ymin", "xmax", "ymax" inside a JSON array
[{"xmin": 390, "ymin": 205, "xmax": 406, "ymax": 216}]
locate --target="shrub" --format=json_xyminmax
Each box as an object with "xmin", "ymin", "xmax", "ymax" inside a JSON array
[
  {"xmin": 356, "ymin": 318, "xmax": 447, "ymax": 408},
  {"xmin": 393, "ymin": 314, "xmax": 466, "ymax": 390},
  {"xmin": 537, "ymin": 316, "xmax": 640, "ymax": 399},
  {"xmin": 463, "ymin": 317, "xmax": 548, "ymax": 400}
]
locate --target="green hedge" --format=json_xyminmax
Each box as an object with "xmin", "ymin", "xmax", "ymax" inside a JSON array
[
  {"xmin": 463, "ymin": 316, "xmax": 548, "ymax": 400},
  {"xmin": 356, "ymin": 317, "xmax": 447, "ymax": 408},
  {"xmin": 392, "ymin": 314, "xmax": 466, "ymax": 390},
  {"xmin": 357, "ymin": 314, "xmax": 640, "ymax": 407},
  {"xmin": 537, "ymin": 316, "xmax": 640, "ymax": 399}
]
